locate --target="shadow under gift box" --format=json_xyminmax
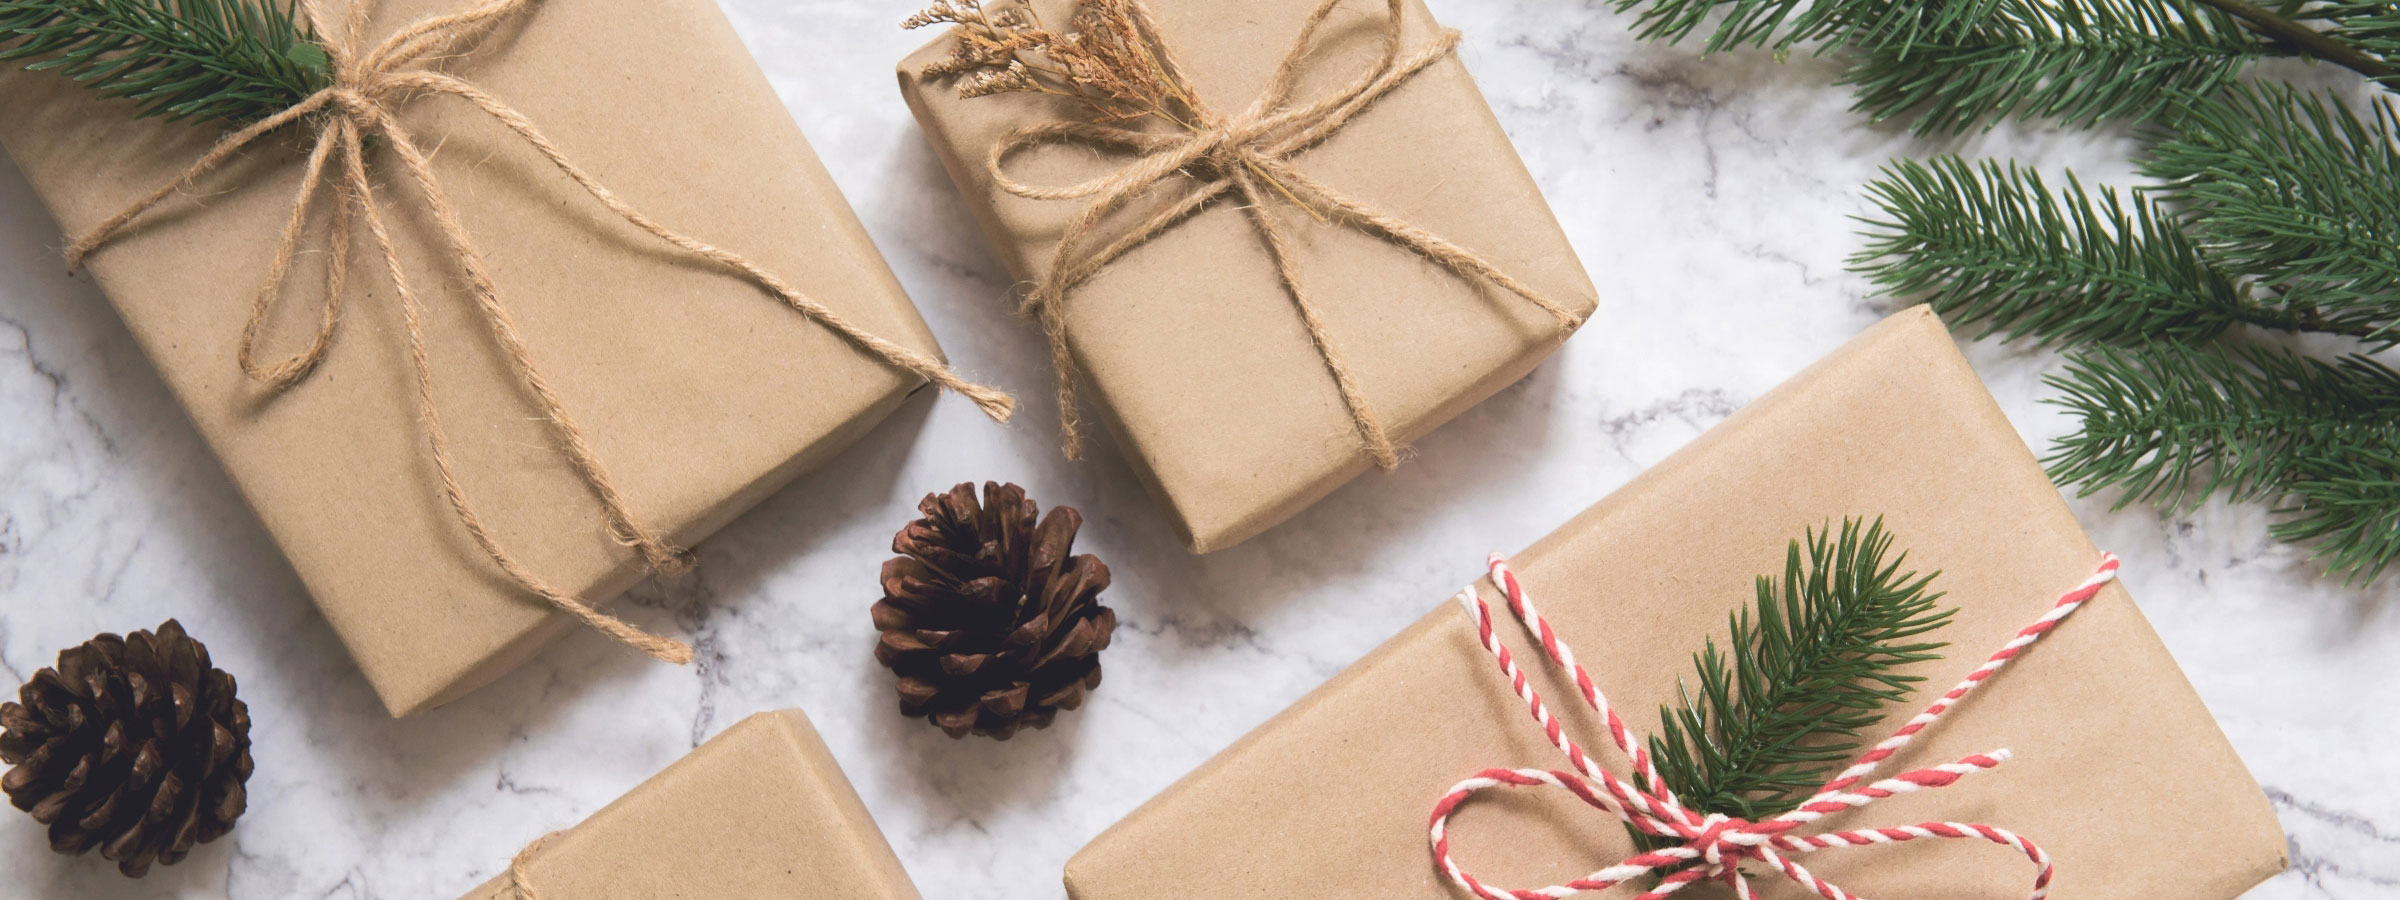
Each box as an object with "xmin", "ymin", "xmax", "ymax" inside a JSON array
[
  {"xmin": 899, "ymin": 0, "xmax": 1600, "ymax": 553},
  {"xmin": 464, "ymin": 709, "xmax": 921, "ymax": 900},
  {"xmin": 0, "ymin": 0, "xmax": 948, "ymax": 716},
  {"xmin": 1064, "ymin": 308, "xmax": 2286, "ymax": 900}
]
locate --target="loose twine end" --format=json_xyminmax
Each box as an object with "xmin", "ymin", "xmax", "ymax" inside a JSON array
[{"xmin": 962, "ymin": 382, "xmax": 1018, "ymax": 422}]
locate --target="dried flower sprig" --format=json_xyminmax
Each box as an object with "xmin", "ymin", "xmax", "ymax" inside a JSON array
[
  {"xmin": 908, "ymin": 0, "xmax": 1326, "ymax": 219},
  {"xmin": 907, "ymin": 0, "xmax": 1198, "ymax": 128}
]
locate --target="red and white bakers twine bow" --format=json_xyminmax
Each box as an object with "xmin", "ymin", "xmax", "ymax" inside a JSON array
[{"xmin": 1427, "ymin": 551, "xmax": 2123, "ymax": 900}]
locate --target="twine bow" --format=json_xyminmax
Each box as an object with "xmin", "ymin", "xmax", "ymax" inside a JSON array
[
  {"xmin": 62, "ymin": 0, "xmax": 1017, "ymax": 664},
  {"xmin": 987, "ymin": 0, "xmax": 1584, "ymax": 468},
  {"xmin": 1429, "ymin": 552, "xmax": 2123, "ymax": 900}
]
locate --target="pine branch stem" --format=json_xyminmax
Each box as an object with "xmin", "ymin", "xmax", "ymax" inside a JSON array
[
  {"xmin": 2191, "ymin": 0, "xmax": 2398, "ymax": 85},
  {"xmin": 2235, "ymin": 298, "xmax": 2385, "ymax": 338}
]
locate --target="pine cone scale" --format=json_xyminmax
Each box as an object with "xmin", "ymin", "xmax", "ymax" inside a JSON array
[{"xmin": 874, "ymin": 482, "xmax": 1118, "ymax": 740}]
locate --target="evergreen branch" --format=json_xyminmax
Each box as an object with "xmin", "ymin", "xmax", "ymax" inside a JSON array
[
  {"xmin": 2199, "ymin": 0, "xmax": 2398, "ymax": 83},
  {"xmin": 1644, "ymin": 518, "xmax": 1952, "ymax": 824},
  {"xmin": 1611, "ymin": 0, "xmax": 2000, "ymax": 55},
  {"xmin": 2045, "ymin": 343, "xmax": 2400, "ymax": 581},
  {"xmin": 2144, "ymin": 84, "xmax": 2400, "ymax": 343},
  {"xmin": 0, "ymin": 0, "xmax": 330, "ymax": 126},
  {"xmin": 1842, "ymin": 0, "xmax": 2272, "ymax": 135},
  {"xmin": 1851, "ymin": 156, "xmax": 2288, "ymax": 346},
  {"xmin": 2279, "ymin": 451, "xmax": 2400, "ymax": 584},
  {"xmin": 2317, "ymin": 0, "xmax": 2400, "ymax": 77}
]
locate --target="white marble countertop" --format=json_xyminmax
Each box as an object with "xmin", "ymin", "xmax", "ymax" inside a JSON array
[{"xmin": 3, "ymin": 1, "xmax": 2394, "ymax": 897}]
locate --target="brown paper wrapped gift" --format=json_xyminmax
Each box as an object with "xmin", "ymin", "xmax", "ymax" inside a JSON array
[
  {"xmin": 0, "ymin": 0, "xmax": 993, "ymax": 716},
  {"xmin": 463, "ymin": 709, "xmax": 921, "ymax": 900},
  {"xmin": 1065, "ymin": 308, "xmax": 2285, "ymax": 899},
  {"xmin": 900, "ymin": 0, "xmax": 1600, "ymax": 553}
]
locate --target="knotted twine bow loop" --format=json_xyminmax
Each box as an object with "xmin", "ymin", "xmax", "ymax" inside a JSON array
[
  {"xmin": 1427, "ymin": 552, "xmax": 2123, "ymax": 900},
  {"xmin": 63, "ymin": 0, "xmax": 1022, "ymax": 665},
  {"xmin": 980, "ymin": 0, "xmax": 1585, "ymax": 468}
]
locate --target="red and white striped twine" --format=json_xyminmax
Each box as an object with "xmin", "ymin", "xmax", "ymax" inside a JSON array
[{"xmin": 1428, "ymin": 551, "xmax": 2121, "ymax": 900}]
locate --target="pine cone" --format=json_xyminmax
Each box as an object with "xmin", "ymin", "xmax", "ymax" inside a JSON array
[
  {"xmin": 0, "ymin": 620, "xmax": 254, "ymax": 877},
  {"xmin": 874, "ymin": 482, "xmax": 1117, "ymax": 740}
]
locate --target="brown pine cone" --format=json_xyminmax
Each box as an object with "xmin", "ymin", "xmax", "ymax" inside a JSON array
[
  {"xmin": 0, "ymin": 620, "xmax": 254, "ymax": 877},
  {"xmin": 873, "ymin": 482, "xmax": 1117, "ymax": 740}
]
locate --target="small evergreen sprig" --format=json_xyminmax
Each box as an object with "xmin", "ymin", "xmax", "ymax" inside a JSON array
[
  {"xmin": 1641, "ymin": 519, "xmax": 1953, "ymax": 832},
  {"xmin": 2145, "ymin": 84, "xmax": 2400, "ymax": 343},
  {"xmin": 2047, "ymin": 344, "xmax": 2400, "ymax": 581},
  {"xmin": 0, "ymin": 0, "xmax": 330, "ymax": 127},
  {"xmin": 1853, "ymin": 156, "xmax": 2259, "ymax": 346}
]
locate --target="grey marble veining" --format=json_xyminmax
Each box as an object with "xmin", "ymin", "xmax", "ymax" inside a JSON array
[{"xmin": 2, "ymin": 0, "xmax": 2395, "ymax": 897}]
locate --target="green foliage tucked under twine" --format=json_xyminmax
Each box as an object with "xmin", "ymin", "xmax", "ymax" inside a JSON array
[
  {"xmin": 1636, "ymin": 518, "xmax": 1953, "ymax": 850},
  {"xmin": 1614, "ymin": 0, "xmax": 2400, "ymax": 584},
  {"xmin": 0, "ymin": 0, "xmax": 330, "ymax": 126}
]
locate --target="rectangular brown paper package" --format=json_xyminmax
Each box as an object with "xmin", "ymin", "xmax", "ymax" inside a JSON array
[
  {"xmin": 900, "ymin": 0, "xmax": 1601, "ymax": 552},
  {"xmin": 0, "ymin": 0, "xmax": 952, "ymax": 716},
  {"xmin": 1065, "ymin": 308, "xmax": 2286, "ymax": 900},
  {"xmin": 463, "ymin": 709, "xmax": 922, "ymax": 900}
]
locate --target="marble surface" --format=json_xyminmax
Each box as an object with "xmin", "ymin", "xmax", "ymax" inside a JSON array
[{"xmin": 2, "ymin": 0, "xmax": 2395, "ymax": 897}]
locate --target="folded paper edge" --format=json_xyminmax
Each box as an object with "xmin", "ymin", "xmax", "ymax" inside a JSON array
[{"xmin": 460, "ymin": 709, "xmax": 924, "ymax": 900}]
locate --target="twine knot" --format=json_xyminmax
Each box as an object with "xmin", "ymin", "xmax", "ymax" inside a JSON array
[
  {"xmin": 1682, "ymin": 813, "xmax": 1742, "ymax": 868},
  {"xmin": 979, "ymin": 0, "xmax": 1583, "ymax": 469},
  {"xmin": 1427, "ymin": 552, "xmax": 2123, "ymax": 900},
  {"xmin": 65, "ymin": 0, "xmax": 1016, "ymax": 667}
]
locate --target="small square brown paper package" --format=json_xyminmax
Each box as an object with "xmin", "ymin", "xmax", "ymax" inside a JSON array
[
  {"xmin": 0, "ymin": 0, "xmax": 1013, "ymax": 716},
  {"xmin": 463, "ymin": 710, "xmax": 921, "ymax": 900},
  {"xmin": 900, "ymin": 0, "xmax": 1601, "ymax": 552},
  {"xmin": 1065, "ymin": 307, "xmax": 2286, "ymax": 900}
]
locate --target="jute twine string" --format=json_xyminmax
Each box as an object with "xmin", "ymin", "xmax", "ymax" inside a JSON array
[
  {"xmin": 64, "ymin": 0, "xmax": 1018, "ymax": 664},
  {"xmin": 986, "ymin": 0, "xmax": 1584, "ymax": 469},
  {"xmin": 1427, "ymin": 553, "xmax": 2123, "ymax": 900}
]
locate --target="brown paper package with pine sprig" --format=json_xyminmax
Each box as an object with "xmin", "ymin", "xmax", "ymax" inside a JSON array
[
  {"xmin": 1064, "ymin": 308, "xmax": 2285, "ymax": 900},
  {"xmin": 0, "ymin": 0, "xmax": 1003, "ymax": 716}
]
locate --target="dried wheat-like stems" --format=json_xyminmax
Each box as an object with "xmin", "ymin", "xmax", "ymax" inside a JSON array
[{"xmin": 908, "ymin": 0, "xmax": 1195, "ymax": 125}]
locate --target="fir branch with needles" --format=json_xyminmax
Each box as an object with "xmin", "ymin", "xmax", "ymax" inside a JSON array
[
  {"xmin": 1615, "ymin": 0, "xmax": 2285, "ymax": 134},
  {"xmin": 0, "ymin": 0, "xmax": 330, "ymax": 127},
  {"xmin": 2143, "ymin": 83, "xmax": 2400, "ymax": 344},
  {"xmin": 1639, "ymin": 519, "xmax": 1953, "ymax": 843},
  {"xmin": 1852, "ymin": 156, "xmax": 2268, "ymax": 346},
  {"xmin": 1605, "ymin": 0, "xmax": 2400, "ymax": 584},
  {"xmin": 1840, "ymin": 0, "xmax": 2269, "ymax": 136},
  {"xmin": 2046, "ymin": 344, "xmax": 2400, "ymax": 581}
]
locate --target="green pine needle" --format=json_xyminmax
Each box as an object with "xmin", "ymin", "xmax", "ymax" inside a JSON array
[
  {"xmin": 0, "ymin": 0, "xmax": 331, "ymax": 126},
  {"xmin": 1642, "ymin": 518, "xmax": 1953, "ymax": 826},
  {"xmin": 2046, "ymin": 343, "xmax": 2400, "ymax": 582},
  {"xmin": 2144, "ymin": 84, "xmax": 2400, "ymax": 344},
  {"xmin": 1851, "ymin": 156, "xmax": 2270, "ymax": 347}
]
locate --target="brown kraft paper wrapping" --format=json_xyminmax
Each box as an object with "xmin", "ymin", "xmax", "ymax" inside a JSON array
[
  {"xmin": 463, "ymin": 709, "xmax": 922, "ymax": 900},
  {"xmin": 899, "ymin": 0, "xmax": 1601, "ymax": 553},
  {"xmin": 0, "ymin": 0, "xmax": 947, "ymax": 716},
  {"xmin": 1065, "ymin": 308, "xmax": 2286, "ymax": 900}
]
